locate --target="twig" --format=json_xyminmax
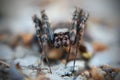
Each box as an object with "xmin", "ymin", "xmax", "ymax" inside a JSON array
[{"xmin": 0, "ymin": 60, "xmax": 10, "ymax": 68}]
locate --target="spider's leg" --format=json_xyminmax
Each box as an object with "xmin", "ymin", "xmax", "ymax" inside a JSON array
[
  {"xmin": 65, "ymin": 43, "xmax": 72, "ymax": 66},
  {"xmin": 73, "ymin": 44, "xmax": 79, "ymax": 72},
  {"xmin": 32, "ymin": 15, "xmax": 43, "ymax": 52},
  {"xmin": 33, "ymin": 12, "xmax": 53, "ymax": 73},
  {"xmin": 40, "ymin": 10, "xmax": 53, "ymax": 73},
  {"xmin": 41, "ymin": 10, "xmax": 54, "ymax": 45},
  {"xmin": 42, "ymin": 44, "xmax": 52, "ymax": 73},
  {"xmin": 32, "ymin": 15, "xmax": 43, "ymax": 67},
  {"xmin": 73, "ymin": 9, "xmax": 89, "ymax": 71},
  {"xmin": 65, "ymin": 8, "xmax": 80, "ymax": 66}
]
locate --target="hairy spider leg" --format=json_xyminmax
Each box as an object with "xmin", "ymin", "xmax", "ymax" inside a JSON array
[
  {"xmin": 41, "ymin": 10, "xmax": 53, "ymax": 73},
  {"xmin": 32, "ymin": 15, "xmax": 43, "ymax": 67},
  {"xmin": 65, "ymin": 43, "xmax": 72, "ymax": 66}
]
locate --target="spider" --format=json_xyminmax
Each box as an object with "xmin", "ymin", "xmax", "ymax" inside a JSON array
[{"xmin": 32, "ymin": 8, "xmax": 89, "ymax": 73}]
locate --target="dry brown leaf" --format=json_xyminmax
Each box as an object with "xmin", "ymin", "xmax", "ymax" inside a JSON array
[
  {"xmin": 92, "ymin": 42, "xmax": 107, "ymax": 52},
  {"xmin": 35, "ymin": 74, "xmax": 50, "ymax": 80},
  {"xmin": 90, "ymin": 66, "xmax": 106, "ymax": 80}
]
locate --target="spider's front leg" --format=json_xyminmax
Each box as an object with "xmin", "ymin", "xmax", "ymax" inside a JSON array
[
  {"xmin": 40, "ymin": 10, "xmax": 54, "ymax": 73},
  {"xmin": 32, "ymin": 15, "xmax": 43, "ymax": 52},
  {"xmin": 74, "ymin": 9, "xmax": 89, "ymax": 72},
  {"xmin": 67, "ymin": 8, "xmax": 89, "ymax": 71},
  {"xmin": 65, "ymin": 9, "xmax": 79, "ymax": 66},
  {"xmin": 33, "ymin": 10, "xmax": 53, "ymax": 73}
]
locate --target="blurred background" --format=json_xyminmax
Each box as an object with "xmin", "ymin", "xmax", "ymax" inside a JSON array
[{"xmin": 0, "ymin": 0, "xmax": 120, "ymax": 67}]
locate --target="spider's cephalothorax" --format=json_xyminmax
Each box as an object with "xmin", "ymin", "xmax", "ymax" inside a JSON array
[{"xmin": 32, "ymin": 8, "xmax": 89, "ymax": 73}]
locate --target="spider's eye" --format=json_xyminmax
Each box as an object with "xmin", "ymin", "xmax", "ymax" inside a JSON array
[
  {"xmin": 63, "ymin": 37, "xmax": 67, "ymax": 40},
  {"xmin": 54, "ymin": 41, "xmax": 60, "ymax": 48},
  {"xmin": 55, "ymin": 36, "xmax": 58, "ymax": 40},
  {"xmin": 64, "ymin": 35, "xmax": 68, "ymax": 40},
  {"xmin": 56, "ymin": 44, "xmax": 60, "ymax": 48}
]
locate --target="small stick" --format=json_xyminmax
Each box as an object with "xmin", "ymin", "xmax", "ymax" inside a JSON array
[{"xmin": 0, "ymin": 60, "xmax": 10, "ymax": 68}]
